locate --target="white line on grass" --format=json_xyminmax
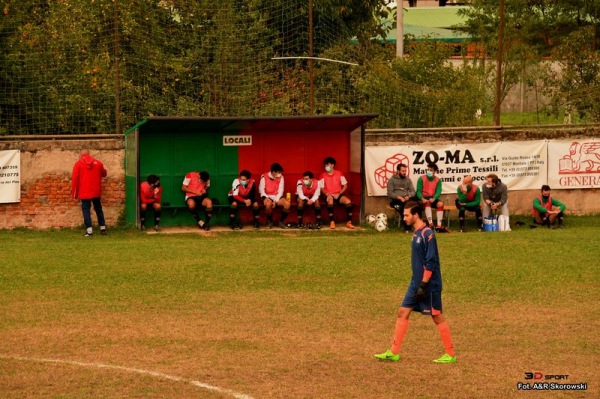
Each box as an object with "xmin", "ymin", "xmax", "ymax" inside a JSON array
[{"xmin": 0, "ymin": 355, "xmax": 255, "ymax": 399}]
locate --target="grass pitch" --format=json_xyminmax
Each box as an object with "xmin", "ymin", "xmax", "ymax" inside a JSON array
[{"xmin": 0, "ymin": 218, "xmax": 598, "ymax": 398}]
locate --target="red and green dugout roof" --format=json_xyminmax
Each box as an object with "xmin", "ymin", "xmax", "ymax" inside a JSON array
[{"xmin": 124, "ymin": 114, "xmax": 377, "ymax": 226}]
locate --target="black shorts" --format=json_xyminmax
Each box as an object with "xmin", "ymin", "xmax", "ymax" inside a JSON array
[
  {"xmin": 187, "ymin": 194, "xmax": 208, "ymax": 208},
  {"xmin": 389, "ymin": 199, "xmax": 407, "ymax": 211},
  {"xmin": 326, "ymin": 195, "xmax": 347, "ymax": 205},
  {"xmin": 297, "ymin": 198, "xmax": 321, "ymax": 209},
  {"xmin": 228, "ymin": 196, "xmax": 254, "ymax": 207}
]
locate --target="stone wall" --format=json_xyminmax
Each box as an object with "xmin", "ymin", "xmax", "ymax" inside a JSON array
[
  {"xmin": 0, "ymin": 136, "xmax": 124, "ymax": 230},
  {"xmin": 364, "ymin": 124, "xmax": 600, "ymax": 218}
]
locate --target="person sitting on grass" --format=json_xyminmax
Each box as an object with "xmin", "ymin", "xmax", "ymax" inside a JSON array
[{"xmin": 532, "ymin": 185, "xmax": 566, "ymax": 228}]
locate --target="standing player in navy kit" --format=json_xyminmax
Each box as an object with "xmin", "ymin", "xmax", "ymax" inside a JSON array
[{"xmin": 374, "ymin": 201, "xmax": 456, "ymax": 363}]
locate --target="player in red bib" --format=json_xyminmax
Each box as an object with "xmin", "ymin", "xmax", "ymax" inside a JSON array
[
  {"xmin": 228, "ymin": 169, "xmax": 260, "ymax": 230},
  {"xmin": 139, "ymin": 174, "xmax": 162, "ymax": 231},
  {"xmin": 416, "ymin": 162, "xmax": 447, "ymax": 232},
  {"xmin": 295, "ymin": 171, "xmax": 322, "ymax": 229},
  {"xmin": 259, "ymin": 163, "xmax": 291, "ymax": 228},
  {"xmin": 532, "ymin": 185, "xmax": 566, "ymax": 228},
  {"xmin": 320, "ymin": 157, "xmax": 355, "ymax": 229},
  {"xmin": 182, "ymin": 170, "xmax": 212, "ymax": 231},
  {"xmin": 455, "ymin": 175, "xmax": 483, "ymax": 232}
]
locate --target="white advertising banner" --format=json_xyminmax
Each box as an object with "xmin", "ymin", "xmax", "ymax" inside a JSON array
[
  {"xmin": 548, "ymin": 139, "xmax": 600, "ymax": 189},
  {"xmin": 0, "ymin": 150, "xmax": 21, "ymax": 203},
  {"xmin": 365, "ymin": 141, "xmax": 547, "ymax": 196}
]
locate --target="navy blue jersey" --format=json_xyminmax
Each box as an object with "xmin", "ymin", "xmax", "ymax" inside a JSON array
[{"xmin": 410, "ymin": 225, "xmax": 442, "ymax": 292}]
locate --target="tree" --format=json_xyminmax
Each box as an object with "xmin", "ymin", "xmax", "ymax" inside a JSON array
[
  {"xmin": 545, "ymin": 27, "xmax": 600, "ymax": 122},
  {"xmin": 356, "ymin": 38, "xmax": 489, "ymax": 128},
  {"xmin": 458, "ymin": 1, "xmax": 543, "ymax": 111},
  {"xmin": 0, "ymin": 0, "xmax": 51, "ymax": 134},
  {"xmin": 458, "ymin": 0, "xmax": 600, "ymax": 121},
  {"xmin": 0, "ymin": 0, "xmax": 411, "ymax": 134}
]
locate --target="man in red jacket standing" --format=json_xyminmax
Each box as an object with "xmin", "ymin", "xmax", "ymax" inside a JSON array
[{"xmin": 72, "ymin": 150, "xmax": 107, "ymax": 237}]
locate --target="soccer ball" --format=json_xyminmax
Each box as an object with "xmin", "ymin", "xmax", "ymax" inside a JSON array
[
  {"xmin": 366, "ymin": 214, "xmax": 377, "ymax": 225},
  {"xmin": 376, "ymin": 213, "xmax": 388, "ymax": 224},
  {"xmin": 375, "ymin": 220, "xmax": 388, "ymax": 232}
]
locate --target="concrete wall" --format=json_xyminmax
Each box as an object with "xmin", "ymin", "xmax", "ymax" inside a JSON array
[
  {"xmin": 0, "ymin": 137, "xmax": 124, "ymax": 230},
  {"xmin": 364, "ymin": 125, "xmax": 600, "ymax": 219}
]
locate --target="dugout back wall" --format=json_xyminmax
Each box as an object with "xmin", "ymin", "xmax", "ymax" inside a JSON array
[{"xmin": 124, "ymin": 115, "xmax": 377, "ymax": 227}]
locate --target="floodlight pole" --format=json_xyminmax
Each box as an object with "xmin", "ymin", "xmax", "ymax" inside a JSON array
[
  {"xmin": 494, "ymin": 0, "xmax": 505, "ymax": 127},
  {"xmin": 309, "ymin": 0, "xmax": 314, "ymax": 115},
  {"xmin": 113, "ymin": 0, "xmax": 121, "ymax": 135},
  {"xmin": 396, "ymin": 1, "xmax": 404, "ymax": 58}
]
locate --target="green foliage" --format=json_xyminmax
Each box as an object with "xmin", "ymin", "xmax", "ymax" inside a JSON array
[
  {"xmin": 10, "ymin": 1, "xmax": 596, "ymax": 133},
  {"xmin": 357, "ymin": 39, "xmax": 489, "ymax": 128},
  {"xmin": 459, "ymin": 0, "xmax": 600, "ymax": 55},
  {"xmin": 477, "ymin": 111, "xmax": 566, "ymax": 126},
  {"xmin": 458, "ymin": 0, "xmax": 600, "ymax": 122},
  {"xmin": 545, "ymin": 27, "xmax": 600, "ymax": 122},
  {"xmin": 0, "ymin": 0, "xmax": 395, "ymax": 134}
]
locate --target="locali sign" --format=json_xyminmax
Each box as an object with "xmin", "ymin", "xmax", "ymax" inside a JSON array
[{"xmin": 223, "ymin": 135, "xmax": 252, "ymax": 146}]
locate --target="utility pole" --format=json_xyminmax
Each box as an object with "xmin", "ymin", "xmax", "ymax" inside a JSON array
[
  {"xmin": 494, "ymin": 0, "xmax": 505, "ymax": 127},
  {"xmin": 113, "ymin": 0, "xmax": 121, "ymax": 134},
  {"xmin": 309, "ymin": 0, "xmax": 314, "ymax": 115},
  {"xmin": 396, "ymin": 1, "xmax": 404, "ymax": 58}
]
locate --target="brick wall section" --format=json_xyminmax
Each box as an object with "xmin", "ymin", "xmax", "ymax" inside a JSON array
[{"xmin": 0, "ymin": 137, "xmax": 124, "ymax": 230}]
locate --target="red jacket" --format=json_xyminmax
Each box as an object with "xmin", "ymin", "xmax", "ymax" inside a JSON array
[{"xmin": 72, "ymin": 154, "xmax": 107, "ymax": 199}]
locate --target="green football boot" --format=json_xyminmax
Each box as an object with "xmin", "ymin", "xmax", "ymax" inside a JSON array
[
  {"xmin": 433, "ymin": 353, "xmax": 456, "ymax": 363},
  {"xmin": 373, "ymin": 349, "xmax": 400, "ymax": 362}
]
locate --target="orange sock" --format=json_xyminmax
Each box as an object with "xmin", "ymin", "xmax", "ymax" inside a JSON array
[
  {"xmin": 390, "ymin": 318, "xmax": 409, "ymax": 354},
  {"xmin": 436, "ymin": 321, "xmax": 455, "ymax": 357}
]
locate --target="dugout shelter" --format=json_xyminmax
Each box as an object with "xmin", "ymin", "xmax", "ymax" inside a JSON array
[{"xmin": 124, "ymin": 114, "xmax": 377, "ymax": 227}]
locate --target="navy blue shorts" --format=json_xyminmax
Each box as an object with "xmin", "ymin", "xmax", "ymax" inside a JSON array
[{"xmin": 401, "ymin": 287, "xmax": 443, "ymax": 316}]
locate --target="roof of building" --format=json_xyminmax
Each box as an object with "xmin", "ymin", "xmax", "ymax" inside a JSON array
[
  {"xmin": 125, "ymin": 114, "xmax": 378, "ymax": 136},
  {"xmin": 356, "ymin": 6, "xmax": 470, "ymax": 44},
  {"xmin": 403, "ymin": 6, "xmax": 468, "ymax": 29}
]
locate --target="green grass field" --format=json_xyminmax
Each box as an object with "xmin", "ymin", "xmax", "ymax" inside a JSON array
[
  {"xmin": 478, "ymin": 111, "xmax": 569, "ymax": 126},
  {"xmin": 1, "ymin": 219, "xmax": 598, "ymax": 398}
]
